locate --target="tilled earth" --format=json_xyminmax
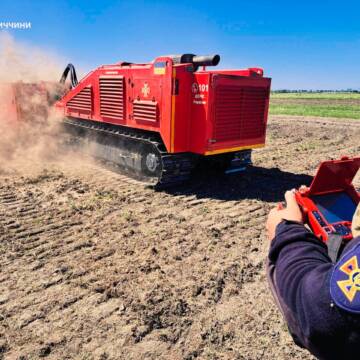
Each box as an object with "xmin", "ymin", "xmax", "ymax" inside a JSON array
[{"xmin": 0, "ymin": 115, "xmax": 359, "ymax": 360}]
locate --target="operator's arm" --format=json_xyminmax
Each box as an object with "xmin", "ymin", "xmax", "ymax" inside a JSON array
[
  {"xmin": 266, "ymin": 193, "xmax": 360, "ymax": 359},
  {"xmin": 269, "ymin": 220, "xmax": 332, "ymax": 298},
  {"xmin": 269, "ymin": 220, "xmax": 334, "ymax": 331}
]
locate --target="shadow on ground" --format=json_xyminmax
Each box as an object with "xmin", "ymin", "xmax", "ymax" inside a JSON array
[{"xmin": 161, "ymin": 166, "xmax": 313, "ymax": 202}]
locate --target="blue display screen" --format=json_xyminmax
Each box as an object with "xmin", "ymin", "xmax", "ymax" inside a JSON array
[{"xmin": 311, "ymin": 192, "xmax": 357, "ymax": 223}]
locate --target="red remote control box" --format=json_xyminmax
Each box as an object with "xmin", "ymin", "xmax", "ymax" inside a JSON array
[{"xmin": 295, "ymin": 156, "xmax": 360, "ymax": 243}]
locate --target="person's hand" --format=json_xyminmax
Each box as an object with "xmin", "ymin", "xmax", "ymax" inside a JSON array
[
  {"xmin": 352, "ymin": 203, "xmax": 360, "ymax": 238},
  {"xmin": 266, "ymin": 190, "xmax": 303, "ymax": 241}
]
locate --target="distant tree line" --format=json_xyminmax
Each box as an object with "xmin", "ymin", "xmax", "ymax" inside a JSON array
[{"xmin": 272, "ymin": 89, "xmax": 360, "ymax": 93}]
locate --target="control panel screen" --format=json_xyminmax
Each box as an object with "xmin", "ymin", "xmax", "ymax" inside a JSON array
[{"xmin": 311, "ymin": 192, "xmax": 357, "ymax": 224}]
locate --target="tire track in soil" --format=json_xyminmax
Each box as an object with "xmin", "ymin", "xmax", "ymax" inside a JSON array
[{"xmin": 0, "ymin": 115, "xmax": 359, "ymax": 359}]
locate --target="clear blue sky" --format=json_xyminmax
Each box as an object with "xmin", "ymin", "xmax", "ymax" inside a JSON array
[{"xmin": 1, "ymin": 0, "xmax": 360, "ymax": 89}]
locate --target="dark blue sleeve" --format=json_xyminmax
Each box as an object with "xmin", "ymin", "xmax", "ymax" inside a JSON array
[
  {"xmin": 269, "ymin": 223, "xmax": 360, "ymax": 358},
  {"xmin": 269, "ymin": 221, "xmax": 343, "ymax": 348}
]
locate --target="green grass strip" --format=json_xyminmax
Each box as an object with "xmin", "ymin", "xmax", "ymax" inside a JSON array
[
  {"xmin": 270, "ymin": 104, "xmax": 360, "ymax": 119},
  {"xmin": 271, "ymin": 92, "xmax": 360, "ymax": 100}
]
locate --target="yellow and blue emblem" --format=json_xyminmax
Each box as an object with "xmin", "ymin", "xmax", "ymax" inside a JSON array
[
  {"xmin": 153, "ymin": 61, "xmax": 166, "ymax": 75},
  {"xmin": 331, "ymin": 244, "xmax": 360, "ymax": 313}
]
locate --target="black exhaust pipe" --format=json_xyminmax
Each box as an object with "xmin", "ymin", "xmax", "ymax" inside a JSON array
[
  {"xmin": 192, "ymin": 54, "xmax": 220, "ymax": 67},
  {"xmin": 166, "ymin": 54, "xmax": 220, "ymax": 70}
]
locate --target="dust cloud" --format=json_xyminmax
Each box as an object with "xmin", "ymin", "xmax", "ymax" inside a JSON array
[{"xmin": 0, "ymin": 32, "xmax": 77, "ymax": 175}]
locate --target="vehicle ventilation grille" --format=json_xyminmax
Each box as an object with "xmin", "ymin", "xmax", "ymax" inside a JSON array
[
  {"xmin": 99, "ymin": 76, "xmax": 125, "ymax": 120},
  {"xmin": 66, "ymin": 86, "xmax": 92, "ymax": 114},
  {"xmin": 214, "ymin": 86, "xmax": 268, "ymax": 142},
  {"xmin": 133, "ymin": 100, "xmax": 158, "ymax": 122}
]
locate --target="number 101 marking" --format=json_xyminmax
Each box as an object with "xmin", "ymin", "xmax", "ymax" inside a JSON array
[{"xmin": 198, "ymin": 84, "xmax": 208, "ymax": 92}]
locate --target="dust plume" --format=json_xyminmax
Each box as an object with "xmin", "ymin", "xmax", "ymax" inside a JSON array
[{"xmin": 0, "ymin": 32, "xmax": 76, "ymax": 175}]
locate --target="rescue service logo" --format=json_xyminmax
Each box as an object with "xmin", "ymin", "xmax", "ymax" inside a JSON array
[
  {"xmin": 192, "ymin": 83, "xmax": 199, "ymax": 93},
  {"xmin": 337, "ymin": 256, "xmax": 360, "ymax": 302},
  {"xmin": 331, "ymin": 247, "xmax": 360, "ymax": 313},
  {"xmin": 141, "ymin": 83, "xmax": 150, "ymax": 97}
]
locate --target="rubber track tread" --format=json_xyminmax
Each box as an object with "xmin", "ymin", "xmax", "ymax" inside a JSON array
[{"xmin": 62, "ymin": 118, "xmax": 195, "ymax": 188}]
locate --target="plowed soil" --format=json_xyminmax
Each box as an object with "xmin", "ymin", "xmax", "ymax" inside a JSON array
[{"xmin": 1, "ymin": 115, "xmax": 359, "ymax": 360}]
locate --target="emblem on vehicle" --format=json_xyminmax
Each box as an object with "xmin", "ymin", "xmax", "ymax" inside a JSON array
[
  {"xmin": 191, "ymin": 83, "xmax": 199, "ymax": 93},
  {"xmin": 141, "ymin": 83, "xmax": 150, "ymax": 97}
]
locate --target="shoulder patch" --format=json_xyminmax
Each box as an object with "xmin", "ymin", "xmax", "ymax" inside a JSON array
[{"xmin": 331, "ymin": 242, "xmax": 360, "ymax": 313}]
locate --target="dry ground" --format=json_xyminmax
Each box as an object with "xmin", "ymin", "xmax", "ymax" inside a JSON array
[{"xmin": 0, "ymin": 115, "xmax": 359, "ymax": 360}]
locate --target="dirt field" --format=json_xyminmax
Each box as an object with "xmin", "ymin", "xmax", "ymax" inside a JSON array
[{"xmin": 0, "ymin": 115, "xmax": 359, "ymax": 360}]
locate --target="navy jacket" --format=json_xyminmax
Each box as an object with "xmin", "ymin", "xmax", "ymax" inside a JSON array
[{"xmin": 269, "ymin": 220, "xmax": 360, "ymax": 360}]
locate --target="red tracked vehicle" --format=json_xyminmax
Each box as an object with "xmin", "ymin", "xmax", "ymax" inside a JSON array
[{"xmin": 55, "ymin": 54, "xmax": 271, "ymax": 186}]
